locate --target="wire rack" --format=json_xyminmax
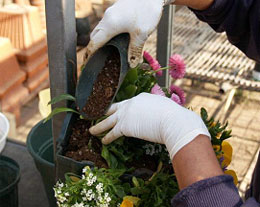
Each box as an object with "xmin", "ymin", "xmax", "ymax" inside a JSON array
[{"xmin": 144, "ymin": 7, "xmax": 260, "ymax": 91}]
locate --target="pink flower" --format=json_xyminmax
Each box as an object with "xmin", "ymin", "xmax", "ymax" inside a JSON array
[
  {"xmin": 151, "ymin": 84, "xmax": 166, "ymax": 96},
  {"xmin": 171, "ymin": 93, "xmax": 181, "ymax": 105},
  {"xmin": 169, "ymin": 85, "xmax": 186, "ymax": 105},
  {"xmin": 143, "ymin": 51, "xmax": 162, "ymax": 76},
  {"xmin": 169, "ymin": 54, "xmax": 186, "ymax": 79}
]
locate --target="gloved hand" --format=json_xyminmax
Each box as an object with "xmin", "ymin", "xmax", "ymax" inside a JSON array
[
  {"xmin": 90, "ymin": 93, "xmax": 210, "ymax": 160},
  {"xmin": 85, "ymin": 0, "xmax": 175, "ymax": 68}
]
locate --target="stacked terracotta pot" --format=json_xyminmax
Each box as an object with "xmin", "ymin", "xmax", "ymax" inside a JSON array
[
  {"xmin": 0, "ymin": 5, "xmax": 49, "ymax": 92},
  {"xmin": 0, "ymin": 37, "xmax": 29, "ymax": 124},
  {"xmin": 30, "ymin": 0, "xmax": 46, "ymax": 31},
  {"xmin": 0, "ymin": 4, "xmax": 49, "ymax": 124}
]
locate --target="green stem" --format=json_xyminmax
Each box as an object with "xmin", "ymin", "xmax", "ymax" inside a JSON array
[{"xmin": 150, "ymin": 66, "xmax": 170, "ymax": 74}]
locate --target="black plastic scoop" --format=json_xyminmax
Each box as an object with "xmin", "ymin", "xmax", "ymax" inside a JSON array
[{"xmin": 75, "ymin": 33, "xmax": 130, "ymax": 120}]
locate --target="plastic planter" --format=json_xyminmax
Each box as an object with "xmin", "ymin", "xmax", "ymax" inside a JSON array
[
  {"xmin": 0, "ymin": 112, "xmax": 9, "ymax": 153},
  {"xmin": 56, "ymin": 112, "xmax": 94, "ymax": 180},
  {"xmin": 76, "ymin": 33, "xmax": 129, "ymax": 120},
  {"xmin": 26, "ymin": 119, "xmax": 56, "ymax": 207},
  {"xmin": 56, "ymin": 33, "xmax": 130, "ymax": 179},
  {"xmin": 0, "ymin": 155, "xmax": 20, "ymax": 207}
]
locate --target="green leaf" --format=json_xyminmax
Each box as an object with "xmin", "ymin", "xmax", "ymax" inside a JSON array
[
  {"xmin": 126, "ymin": 68, "xmax": 138, "ymax": 84},
  {"xmin": 200, "ymin": 107, "xmax": 208, "ymax": 122},
  {"xmin": 110, "ymin": 146, "xmax": 132, "ymax": 162},
  {"xmin": 101, "ymin": 146, "xmax": 118, "ymax": 169},
  {"xmin": 124, "ymin": 85, "xmax": 137, "ymax": 98},
  {"xmin": 64, "ymin": 173, "xmax": 81, "ymax": 183},
  {"xmin": 114, "ymin": 186, "xmax": 126, "ymax": 198},
  {"xmin": 44, "ymin": 107, "xmax": 79, "ymax": 123},
  {"xmin": 115, "ymin": 91, "xmax": 127, "ymax": 102},
  {"xmin": 48, "ymin": 94, "xmax": 76, "ymax": 105},
  {"xmin": 120, "ymin": 78, "xmax": 129, "ymax": 90},
  {"xmin": 132, "ymin": 177, "xmax": 139, "ymax": 187}
]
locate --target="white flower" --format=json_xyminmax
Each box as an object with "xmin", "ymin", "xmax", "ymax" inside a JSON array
[
  {"xmin": 106, "ymin": 197, "xmax": 111, "ymax": 202},
  {"xmin": 71, "ymin": 202, "xmax": 85, "ymax": 207},
  {"xmin": 96, "ymin": 183, "xmax": 103, "ymax": 193},
  {"xmin": 58, "ymin": 195, "xmax": 67, "ymax": 203},
  {"xmin": 82, "ymin": 168, "xmax": 87, "ymax": 173},
  {"xmin": 81, "ymin": 189, "xmax": 87, "ymax": 195},
  {"xmin": 64, "ymin": 192, "xmax": 70, "ymax": 197},
  {"xmin": 89, "ymin": 173, "xmax": 93, "ymax": 178},
  {"xmin": 92, "ymin": 176, "xmax": 97, "ymax": 183},
  {"xmin": 58, "ymin": 183, "xmax": 64, "ymax": 188}
]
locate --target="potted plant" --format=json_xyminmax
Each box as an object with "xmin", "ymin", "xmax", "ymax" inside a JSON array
[{"xmin": 45, "ymin": 48, "xmax": 238, "ymax": 206}]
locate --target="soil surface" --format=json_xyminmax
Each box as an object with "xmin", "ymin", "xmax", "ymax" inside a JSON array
[
  {"xmin": 65, "ymin": 119, "xmax": 108, "ymax": 168},
  {"xmin": 83, "ymin": 50, "xmax": 121, "ymax": 118},
  {"xmin": 127, "ymin": 155, "xmax": 158, "ymax": 172}
]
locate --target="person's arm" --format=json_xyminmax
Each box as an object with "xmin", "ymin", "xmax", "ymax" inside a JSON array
[
  {"xmin": 171, "ymin": 135, "xmax": 260, "ymax": 206},
  {"xmin": 174, "ymin": 0, "xmax": 214, "ymax": 10},
  {"xmin": 175, "ymin": 0, "xmax": 260, "ymax": 63},
  {"xmin": 90, "ymin": 93, "xmax": 259, "ymax": 206},
  {"xmin": 172, "ymin": 135, "xmax": 223, "ymax": 189}
]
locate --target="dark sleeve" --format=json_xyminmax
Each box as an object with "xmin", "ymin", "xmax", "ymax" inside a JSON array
[
  {"xmin": 190, "ymin": 0, "xmax": 260, "ymax": 63},
  {"xmin": 171, "ymin": 175, "xmax": 260, "ymax": 207}
]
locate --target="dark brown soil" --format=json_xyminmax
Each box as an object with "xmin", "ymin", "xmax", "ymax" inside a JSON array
[
  {"xmin": 83, "ymin": 50, "xmax": 121, "ymax": 118},
  {"xmin": 128, "ymin": 155, "xmax": 158, "ymax": 172},
  {"xmin": 65, "ymin": 119, "xmax": 108, "ymax": 168}
]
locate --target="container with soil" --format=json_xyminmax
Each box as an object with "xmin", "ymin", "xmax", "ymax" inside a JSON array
[
  {"xmin": 56, "ymin": 111, "xmax": 172, "ymax": 181},
  {"xmin": 81, "ymin": 52, "xmax": 121, "ymax": 118},
  {"xmin": 56, "ymin": 33, "xmax": 173, "ymax": 180},
  {"xmin": 47, "ymin": 41, "xmax": 237, "ymax": 206},
  {"xmin": 76, "ymin": 34, "xmax": 130, "ymax": 120}
]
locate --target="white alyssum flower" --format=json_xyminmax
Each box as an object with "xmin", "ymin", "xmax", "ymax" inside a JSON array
[
  {"xmin": 82, "ymin": 168, "xmax": 87, "ymax": 173},
  {"xmin": 86, "ymin": 174, "xmax": 97, "ymax": 186},
  {"xmin": 71, "ymin": 202, "xmax": 84, "ymax": 207},
  {"xmin": 96, "ymin": 183, "xmax": 103, "ymax": 193}
]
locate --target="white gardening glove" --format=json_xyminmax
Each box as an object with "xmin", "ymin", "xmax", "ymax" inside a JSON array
[
  {"xmin": 85, "ymin": 0, "xmax": 175, "ymax": 68},
  {"xmin": 90, "ymin": 93, "xmax": 210, "ymax": 160}
]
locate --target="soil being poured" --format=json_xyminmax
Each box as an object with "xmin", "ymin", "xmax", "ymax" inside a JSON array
[{"xmin": 82, "ymin": 50, "xmax": 121, "ymax": 118}]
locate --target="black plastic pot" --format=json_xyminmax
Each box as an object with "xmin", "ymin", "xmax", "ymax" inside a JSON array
[
  {"xmin": 26, "ymin": 120, "xmax": 56, "ymax": 207},
  {"xmin": 0, "ymin": 155, "xmax": 20, "ymax": 207},
  {"xmin": 56, "ymin": 112, "xmax": 155, "ymax": 182},
  {"xmin": 56, "ymin": 112, "xmax": 94, "ymax": 180},
  {"xmin": 55, "ymin": 34, "xmax": 130, "ymax": 179},
  {"xmin": 76, "ymin": 33, "xmax": 130, "ymax": 120}
]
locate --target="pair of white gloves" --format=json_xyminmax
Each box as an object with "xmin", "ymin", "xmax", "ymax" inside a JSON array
[{"xmin": 87, "ymin": 0, "xmax": 211, "ymax": 160}]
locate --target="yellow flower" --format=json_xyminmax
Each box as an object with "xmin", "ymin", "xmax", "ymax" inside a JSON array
[
  {"xmin": 224, "ymin": 170, "xmax": 238, "ymax": 185},
  {"xmin": 210, "ymin": 122, "xmax": 216, "ymax": 128},
  {"xmin": 121, "ymin": 196, "xmax": 140, "ymax": 207},
  {"xmin": 221, "ymin": 141, "xmax": 233, "ymax": 168},
  {"xmin": 216, "ymin": 132, "xmax": 222, "ymax": 139},
  {"xmin": 222, "ymin": 141, "xmax": 233, "ymax": 158},
  {"xmin": 121, "ymin": 200, "xmax": 133, "ymax": 207},
  {"xmin": 213, "ymin": 145, "xmax": 221, "ymax": 152}
]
